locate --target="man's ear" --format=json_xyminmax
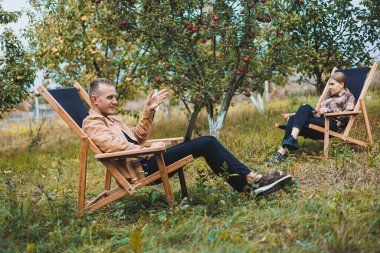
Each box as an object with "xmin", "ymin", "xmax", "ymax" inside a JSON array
[{"xmin": 90, "ymin": 95, "xmax": 98, "ymax": 105}]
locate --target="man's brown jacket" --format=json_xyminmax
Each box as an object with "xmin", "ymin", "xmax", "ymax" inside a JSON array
[{"xmin": 82, "ymin": 108, "xmax": 155, "ymax": 178}]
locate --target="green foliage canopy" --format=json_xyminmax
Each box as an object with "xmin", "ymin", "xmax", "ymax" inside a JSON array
[
  {"xmin": 27, "ymin": 0, "xmax": 295, "ymax": 137},
  {"xmin": 26, "ymin": 0, "xmax": 145, "ymax": 100},
  {"xmin": 113, "ymin": 0, "xmax": 295, "ymax": 137},
  {"xmin": 281, "ymin": 0, "xmax": 375, "ymax": 93},
  {"xmin": 0, "ymin": 7, "xmax": 35, "ymax": 118}
]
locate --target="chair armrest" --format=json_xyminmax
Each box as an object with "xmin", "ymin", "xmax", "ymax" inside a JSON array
[
  {"xmin": 281, "ymin": 113, "xmax": 295, "ymax": 118},
  {"xmin": 140, "ymin": 137, "xmax": 184, "ymax": 147},
  {"xmin": 95, "ymin": 146, "xmax": 166, "ymax": 160},
  {"xmin": 324, "ymin": 111, "xmax": 361, "ymax": 117}
]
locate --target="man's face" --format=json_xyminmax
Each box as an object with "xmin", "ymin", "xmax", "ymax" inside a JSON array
[{"xmin": 92, "ymin": 83, "xmax": 118, "ymax": 116}]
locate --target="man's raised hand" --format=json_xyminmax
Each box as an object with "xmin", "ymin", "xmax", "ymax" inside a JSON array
[{"xmin": 145, "ymin": 89, "xmax": 169, "ymax": 111}]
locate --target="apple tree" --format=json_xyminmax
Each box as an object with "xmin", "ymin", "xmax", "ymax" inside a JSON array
[
  {"xmin": 278, "ymin": 0, "xmax": 375, "ymax": 94},
  {"xmin": 26, "ymin": 0, "xmax": 143, "ymax": 101},
  {"xmin": 360, "ymin": 0, "xmax": 380, "ymax": 60},
  {"xmin": 0, "ymin": 7, "xmax": 35, "ymax": 118},
  {"xmin": 118, "ymin": 0, "xmax": 295, "ymax": 138},
  {"xmin": 27, "ymin": 0, "xmax": 295, "ymax": 138}
]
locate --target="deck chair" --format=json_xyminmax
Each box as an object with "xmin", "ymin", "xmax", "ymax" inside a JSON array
[
  {"xmin": 275, "ymin": 62, "xmax": 378, "ymax": 159},
  {"xmin": 37, "ymin": 82, "xmax": 194, "ymax": 214}
]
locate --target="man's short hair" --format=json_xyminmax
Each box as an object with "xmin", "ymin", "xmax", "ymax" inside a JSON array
[{"xmin": 88, "ymin": 78, "xmax": 115, "ymax": 97}]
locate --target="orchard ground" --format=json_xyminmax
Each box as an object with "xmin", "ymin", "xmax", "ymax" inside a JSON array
[{"xmin": 0, "ymin": 91, "xmax": 379, "ymax": 252}]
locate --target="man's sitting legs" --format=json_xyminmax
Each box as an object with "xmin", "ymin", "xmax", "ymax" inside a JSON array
[{"xmin": 144, "ymin": 136, "xmax": 291, "ymax": 194}]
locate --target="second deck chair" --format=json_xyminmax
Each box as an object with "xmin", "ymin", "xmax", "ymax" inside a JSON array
[
  {"xmin": 275, "ymin": 62, "xmax": 378, "ymax": 159},
  {"xmin": 38, "ymin": 83, "xmax": 194, "ymax": 214}
]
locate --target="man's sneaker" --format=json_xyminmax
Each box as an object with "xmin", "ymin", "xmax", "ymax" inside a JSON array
[
  {"xmin": 253, "ymin": 172, "xmax": 292, "ymax": 197},
  {"xmin": 282, "ymin": 135, "xmax": 300, "ymax": 150}
]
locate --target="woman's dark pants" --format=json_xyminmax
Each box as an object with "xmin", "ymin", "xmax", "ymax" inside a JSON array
[
  {"xmin": 284, "ymin": 104, "xmax": 339, "ymax": 140},
  {"xmin": 143, "ymin": 136, "xmax": 252, "ymax": 192}
]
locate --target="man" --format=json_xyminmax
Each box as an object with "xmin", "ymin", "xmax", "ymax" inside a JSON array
[{"xmin": 83, "ymin": 78, "xmax": 292, "ymax": 196}]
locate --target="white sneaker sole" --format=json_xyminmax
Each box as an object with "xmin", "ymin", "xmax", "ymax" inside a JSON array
[{"xmin": 253, "ymin": 174, "xmax": 292, "ymax": 195}]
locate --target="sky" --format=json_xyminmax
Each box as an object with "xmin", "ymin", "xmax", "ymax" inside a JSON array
[{"xmin": 0, "ymin": 0, "xmax": 377, "ymax": 89}]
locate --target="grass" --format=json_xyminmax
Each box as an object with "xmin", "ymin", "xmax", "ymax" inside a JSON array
[{"xmin": 1, "ymin": 92, "xmax": 380, "ymax": 252}]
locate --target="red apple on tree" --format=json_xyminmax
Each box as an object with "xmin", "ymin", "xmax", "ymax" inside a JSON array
[
  {"xmin": 213, "ymin": 16, "xmax": 219, "ymax": 21},
  {"xmin": 240, "ymin": 9, "xmax": 246, "ymax": 14},
  {"xmin": 243, "ymin": 57, "xmax": 249, "ymax": 62},
  {"xmin": 243, "ymin": 91, "xmax": 251, "ymax": 97},
  {"xmin": 197, "ymin": 79, "xmax": 203, "ymax": 84},
  {"xmin": 239, "ymin": 67, "xmax": 245, "ymax": 72},
  {"xmin": 278, "ymin": 30, "xmax": 284, "ymax": 36},
  {"xmin": 155, "ymin": 77, "xmax": 160, "ymax": 82}
]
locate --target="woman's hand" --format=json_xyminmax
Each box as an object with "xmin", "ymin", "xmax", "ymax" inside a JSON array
[
  {"xmin": 317, "ymin": 108, "xmax": 328, "ymax": 114},
  {"xmin": 313, "ymin": 107, "xmax": 328, "ymax": 118},
  {"xmin": 145, "ymin": 89, "xmax": 169, "ymax": 111}
]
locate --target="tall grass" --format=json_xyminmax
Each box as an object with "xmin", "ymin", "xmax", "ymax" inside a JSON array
[{"xmin": 0, "ymin": 93, "xmax": 379, "ymax": 252}]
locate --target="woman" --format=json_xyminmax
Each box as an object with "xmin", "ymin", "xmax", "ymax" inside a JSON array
[{"xmin": 272, "ymin": 72, "xmax": 355, "ymax": 162}]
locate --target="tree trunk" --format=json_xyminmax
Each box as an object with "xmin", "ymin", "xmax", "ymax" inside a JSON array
[
  {"xmin": 162, "ymin": 103, "xmax": 169, "ymax": 120},
  {"xmin": 264, "ymin": 80, "xmax": 270, "ymax": 102},
  {"xmin": 314, "ymin": 67, "xmax": 324, "ymax": 95},
  {"xmin": 207, "ymin": 108, "xmax": 227, "ymax": 139},
  {"xmin": 184, "ymin": 105, "xmax": 200, "ymax": 141},
  {"xmin": 206, "ymin": 89, "xmax": 235, "ymax": 139},
  {"xmin": 250, "ymin": 92, "xmax": 265, "ymax": 114},
  {"xmin": 34, "ymin": 95, "xmax": 40, "ymax": 122}
]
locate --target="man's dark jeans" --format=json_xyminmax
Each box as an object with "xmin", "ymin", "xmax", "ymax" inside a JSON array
[
  {"xmin": 284, "ymin": 104, "xmax": 339, "ymax": 140},
  {"xmin": 143, "ymin": 136, "xmax": 252, "ymax": 192}
]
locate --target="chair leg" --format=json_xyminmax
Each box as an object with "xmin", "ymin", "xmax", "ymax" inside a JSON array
[
  {"xmin": 360, "ymin": 99, "xmax": 373, "ymax": 146},
  {"xmin": 155, "ymin": 154, "xmax": 174, "ymax": 207},
  {"xmin": 78, "ymin": 137, "xmax": 88, "ymax": 215},
  {"xmin": 324, "ymin": 118, "xmax": 330, "ymax": 160},
  {"xmin": 177, "ymin": 169, "xmax": 188, "ymax": 198},
  {"xmin": 104, "ymin": 171, "xmax": 112, "ymax": 191}
]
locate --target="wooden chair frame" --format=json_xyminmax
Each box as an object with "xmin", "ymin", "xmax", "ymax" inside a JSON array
[
  {"xmin": 276, "ymin": 62, "xmax": 378, "ymax": 159},
  {"xmin": 38, "ymin": 83, "xmax": 194, "ymax": 214}
]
